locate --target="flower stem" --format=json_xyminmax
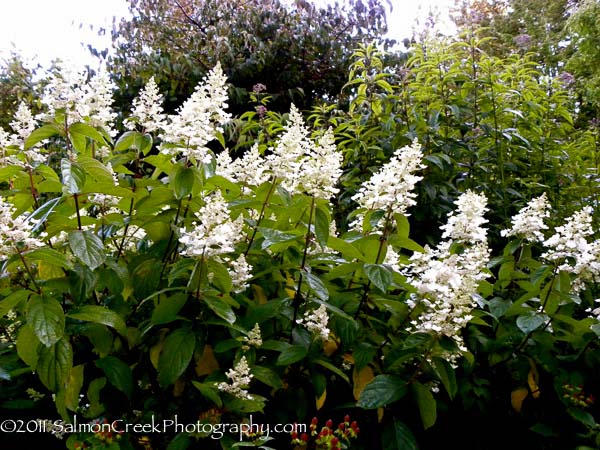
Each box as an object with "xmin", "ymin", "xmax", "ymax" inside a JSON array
[
  {"xmin": 244, "ymin": 177, "xmax": 277, "ymax": 257},
  {"xmin": 18, "ymin": 251, "xmax": 41, "ymax": 294}
]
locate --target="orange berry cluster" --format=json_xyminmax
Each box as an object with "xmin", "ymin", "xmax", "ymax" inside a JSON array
[
  {"xmin": 291, "ymin": 415, "xmax": 359, "ymax": 449},
  {"xmin": 562, "ymin": 383, "xmax": 595, "ymax": 408}
]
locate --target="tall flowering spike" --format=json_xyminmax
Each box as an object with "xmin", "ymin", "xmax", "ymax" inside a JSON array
[
  {"xmin": 217, "ymin": 356, "xmax": 253, "ymax": 400},
  {"xmin": 226, "ymin": 253, "xmax": 253, "ymax": 293},
  {"xmin": 40, "ymin": 65, "xmax": 116, "ymax": 135},
  {"xmin": 297, "ymin": 304, "xmax": 330, "ymax": 340},
  {"xmin": 267, "ymin": 104, "xmax": 313, "ymax": 191},
  {"xmin": 179, "ymin": 191, "xmax": 244, "ymax": 258},
  {"xmin": 161, "ymin": 63, "xmax": 231, "ymax": 164},
  {"xmin": 501, "ymin": 193, "xmax": 550, "ymax": 243},
  {"xmin": 216, "ymin": 144, "xmax": 269, "ymax": 188},
  {"xmin": 404, "ymin": 191, "xmax": 490, "ymax": 361},
  {"xmin": 350, "ymin": 139, "xmax": 425, "ymax": 231},
  {"xmin": 0, "ymin": 197, "xmax": 45, "ymax": 259},
  {"xmin": 543, "ymin": 207, "xmax": 600, "ymax": 293},
  {"xmin": 1, "ymin": 103, "xmax": 46, "ymax": 167},
  {"xmin": 126, "ymin": 76, "xmax": 166, "ymax": 133},
  {"xmin": 299, "ymin": 128, "xmax": 343, "ymax": 198},
  {"xmin": 242, "ymin": 323, "xmax": 263, "ymax": 350},
  {"xmin": 440, "ymin": 190, "xmax": 488, "ymax": 243}
]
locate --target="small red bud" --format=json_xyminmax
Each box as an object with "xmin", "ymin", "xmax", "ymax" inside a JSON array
[
  {"xmin": 326, "ymin": 419, "xmax": 333, "ymax": 428},
  {"xmin": 351, "ymin": 421, "xmax": 358, "ymax": 429},
  {"xmin": 311, "ymin": 417, "xmax": 318, "ymax": 425},
  {"xmin": 338, "ymin": 423, "xmax": 345, "ymax": 430},
  {"xmin": 344, "ymin": 414, "xmax": 350, "ymax": 423},
  {"xmin": 301, "ymin": 433, "xmax": 309, "ymax": 442}
]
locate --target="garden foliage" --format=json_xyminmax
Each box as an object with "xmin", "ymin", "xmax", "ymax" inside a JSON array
[{"xmin": 0, "ymin": 34, "xmax": 599, "ymax": 450}]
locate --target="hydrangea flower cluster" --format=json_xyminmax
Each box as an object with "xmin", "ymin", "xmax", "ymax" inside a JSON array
[
  {"xmin": 543, "ymin": 207, "xmax": 600, "ymax": 293},
  {"xmin": 161, "ymin": 63, "xmax": 230, "ymax": 164},
  {"xmin": 0, "ymin": 196, "xmax": 45, "ymax": 259},
  {"xmin": 404, "ymin": 191, "xmax": 490, "ymax": 358},
  {"xmin": 179, "ymin": 191, "xmax": 244, "ymax": 258},
  {"xmin": 500, "ymin": 193, "xmax": 550, "ymax": 242},
  {"xmin": 224, "ymin": 254, "xmax": 253, "ymax": 293},
  {"xmin": 266, "ymin": 105, "xmax": 342, "ymax": 199},
  {"xmin": 216, "ymin": 144, "xmax": 270, "ymax": 188},
  {"xmin": 125, "ymin": 76, "xmax": 166, "ymax": 133},
  {"xmin": 217, "ymin": 356, "xmax": 253, "ymax": 400},
  {"xmin": 297, "ymin": 304, "xmax": 330, "ymax": 340},
  {"xmin": 40, "ymin": 65, "xmax": 117, "ymax": 136},
  {"xmin": 350, "ymin": 139, "xmax": 425, "ymax": 231},
  {"xmin": 0, "ymin": 103, "xmax": 46, "ymax": 167}
]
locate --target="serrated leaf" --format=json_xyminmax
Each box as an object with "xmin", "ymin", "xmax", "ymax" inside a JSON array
[
  {"xmin": 252, "ymin": 366, "xmax": 283, "ymax": 390},
  {"xmin": 516, "ymin": 312, "xmax": 549, "ymax": 334},
  {"xmin": 37, "ymin": 338, "xmax": 73, "ymax": 391},
  {"xmin": 357, "ymin": 375, "xmax": 408, "ymax": 409},
  {"xmin": 204, "ymin": 295, "xmax": 236, "ymax": 324},
  {"xmin": 68, "ymin": 230, "xmax": 106, "ymax": 270},
  {"xmin": 69, "ymin": 123, "xmax": 107, "ymax": 145},
  {"xmin": 158, "ymin": 327, "xmax": 196, "ymax": 386},
  {"xmin": 27, "ymin": 295, "xmax": 65, "ymax": 347},
  {"xmin": 276, "ymin": 345, "xmax": 308, "ymax": 365},
  {"xmin": 191, "ymin": 381, "xmax": 223, "ymax": 407},
  {"xmin": 67, "ymin": 305, "xmax": 127, "ymax": 337},
  {"xmin": 304, "ymin": 272, "xmax": 329, "ymax": 301},
  {"xmin": 151, "ymin": 293, "xmax": 187, "ymax": 325},
  {"xmin": 172, "ymin": 166, "xmax": 195, "ymax": 199},
  {"xmin": 327, "ymin": 236, "xmax": 365, "ymax": 261},
  {"xmin": 16, "ymin": 323, "xmax": 41, "ymax": 369},
  {"xmin": 61, "ymin": 158, "xmax": 86, "ymax": 194},
  {"xmin": 382, "ymin": 418, "xmax": 419, "ymax": 450},
  {"xmin": 96, "ymin": 355, "xmax": 133, "ymax": 398},
  {"xmin": 25, "ymin": 248, "xmax": 73, "ymax": 270},
  {"xmin": 412, "ymin": 382, "xmax": 437, "ymax": 429},
  {"xmin": 364, "ymin": 264, "xmax": 393, "ymax": 292},
  {"xmin": 25, "ymin": 124, "xmax": 60, "ymax": 149},
  {"xmin": 0, "ymin": 290, "xmax": 30, "ymax": 317}
]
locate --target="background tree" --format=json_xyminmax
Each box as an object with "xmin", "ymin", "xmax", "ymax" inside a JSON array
[{"xmin": 100, "ymin": 0, "xmax": 392, "ymax": 116}]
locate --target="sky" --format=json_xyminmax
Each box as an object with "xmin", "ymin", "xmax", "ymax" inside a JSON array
[{"xmin": 0, "ymin": 0, "xmax": 456, "ymax": 70}]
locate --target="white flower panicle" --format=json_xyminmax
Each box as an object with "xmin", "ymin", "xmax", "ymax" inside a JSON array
[
  {"xmin": 242, "ymin": 323, "xmax": 263, "ymax": 350},
  {"xmin": 179, "ymin": 191, "xmax": 244, "ymax": 258},
  {"xmin": 404, "ymin": 191, "xmax": 490, "ymax": 358},
  {"xmin": 0, "ymin": 103, "xmax": 46, "ymax": 167},
  {"xmin": 350, "ymin": 139, "xmax": 425, "ymax": 231},
  {"xmin": 217, "ymin": 356, "xmax": 253, "ymax": 400},
  {"xmin": 226, "ymin": 253, "xmax": 253, "ymax": 293},
  {"xmin": 161, "ymin": 63, "xmax": 230, "ymax": 164},
  {"xmin": 501, "ymin": 193, "xmax": 550, "ymax": 242},
  {"xmin": 40, "ymin": 65, "xmax": 117, "ymax": 135},
  {"xmin": 543, "ymin": 207, "xmax": 600, "ymax": 293},
  {"xmin": 126, "ymin": 76, "xmax": 166, "ymax": 133},
  {"xmin": 297, "ymin": 304, "xmax": 330, "ymax": 340},
  {"xmin": 0, "ymin": 196, "xmax": 45, "ymax": 259},
  {"xmin": 266, "ymin": 105, "xmax": 343, "ymax": 199},
  {"xmin": 440, "ymin": 190, "xmax": 489, "ymax": 243},
  {"xmin": 216, "ymin": 144, "xmax": 269, "ymax": 187}
]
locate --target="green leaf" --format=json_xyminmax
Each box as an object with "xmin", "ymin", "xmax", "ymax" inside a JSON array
[
  {"xmin": 158, "ymin": 327, "xmax": 196, "ymax": 387},
  {"xmin": 304, "ymin": 272, "xmax": 329, "ymax": 301},
  {"xmin": 115, "ymin": 131, "xmax": 146, "ymax": 152},
  {"xmin": 25, "ymin": 248, "xmax": 73, "ymax": 270},
  {"xmin": 357, "ymin": 375, "xmax": 408, "ymax": 409},
  {"xmin": 78, "ymin": 155, "xmax": 115, "ymax": 184},
  {"xmin": 86, "ymin": 377, "xmax": 106, "ymax": 417},
  {"xmin": 206, "ymin": 260, "xmax": 233, "ymax": 293},
  {"xmin": 0, "ymin": 290, "xmax": 30, "ymax": 317},
  {"xmin": 37, "ymin": 338, "xmax": 73, "ymax": 392},
  {"xmin": 364, "ymin": 264, "xmax": 393, "ymax": 292},
  {"xmin": 167, "ymin": 433, "xmax": 192, "ymax": 450},
  {"xmin": 151, "ymin": 293, "xmax": 187, "ymax": 325},
  {"xmin": 69, "ymin": 230, "xmax": 106, "ymax": 270},
  {"xmin": 252, "ymin": 366, "xmax": 284, "ymax": 390},
  {"xmin": 224, "ymin": 394, "xmax": 266, "ymax": 414},
  {"xmin": 69, "ymin": 123, "xmax": 107, "ymax": 145},
  {"xmin": 258, "ymin": 228, "xmax": 302, "ymax": 249},
  {"xmin": 61, "ymin": 158, "xmax": 86, "ymax": 194},
  {"xmin": 16, "ymin": 323, "xmax": 41, "ymax": 369},
  {"xmin": 96, "ymin": 355, "xmax": 133, "ymax": 398},
  {"xmin": 204, "ymin": 295, "xmax": 236, "ymax": 324},
  {"xmin": 25, "ymin": 124, "xmax": 60, "ymax": 149},
  {"xmin": 172, "ymin": 166, "xmax": 195, "ymax": 199},
  {"xmin": 327, "ymin": 236, "xmax": 365, "ymax": 261},
  {"xmin": 412, "ymin": 382, "xmax": 437, "ymax": 429},
  {"xmin": 68, "ymin": 305, "xmax": 127, "ymax": 337},
  {"xmin": 27, "ymin": 295, "xmax": 65, "ymax": 347},
  {"xmin": 276, "ymin": 345, "xmax": 308, "ymax": 365},
  {"xmin": 431, "ymin": 357, "xmax": 457, "ymax": 400},
  {"xmin": 132, "ymin": 259, "xmax": 162, "ymax": 299},
  {"xmin": 314, "ymin": 205, "xmax": 330, "ymax": 247},
  {"xmin": 382, "ymin": 418, "xmax": 419, "ymax": 450},
  {"xmin": 516, "ymin": 312, "xmax": 549, "ymax": 334},
  {"xmin": 65, "ymin": 364, "xmax": 85, "ymax": 412},
  {"xmin": 191, "ymin": 381, "xmax": 223, "ymax": 407}
]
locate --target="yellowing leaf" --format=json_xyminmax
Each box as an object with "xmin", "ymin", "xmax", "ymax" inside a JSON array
[
  {"xmin": 149, "ymin": 329, "xmax": 168, "ymax": 369},
  {"xmin": 343, "ymin": 353, "xmax": 355, "ymax": 365},
  {"xmin": 285, "ymin": 273, "xmax": 296, "ymax": 299},
  {"xmin": 353, "ymin": 365, "xmax": 375, "ymax": 401},
  {"xmin": 323, "ymin": 337, "xmax": 339, "ymax": 357},
  {"xmin": 316, "ymin": 389, "xmax": 326, "ymax": 410},
  {"xmin": 173, "ymin": 379, "xmax": 185, "ymax": 397},
  {"xmin": 252, "ymin": 284, "xmax": 267, "ymax": 304},
  {"xmin": 195, "ymin": 345, "xmax": 220, "ymax": 376},
  {"xmin": 377, "ymin": 407, "xmax": 384, "ymax": 423},
  {"xmin": 528, "ymin": 361, "xmax": 540, "ymax": 399},
  {"xmin": 511, "ymin": 387, "xmax": 529, "ymax": 412}
]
